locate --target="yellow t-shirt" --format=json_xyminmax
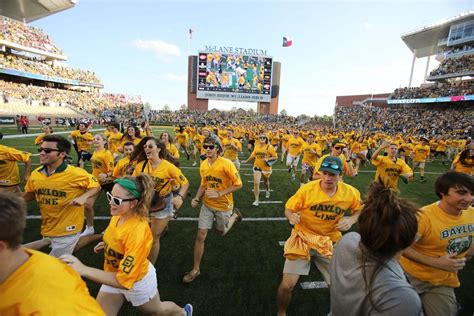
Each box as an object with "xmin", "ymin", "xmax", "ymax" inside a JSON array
[
  {"xmin": 176, "ymin": 132, "xmax": 189, "ymax": 145},
  {"xmin": 0, "ymin": 145, "xmax": 31, "ymax": 187},
  {"xmin": 400, "ymin": 202, "xmax": 474, "ymax": 287},
  {"xmin": 107, "ymin": 132, "xmax": 123, "ymax": 155},
  {"xmin": 90, "ymin": 149, "xmax": 114, "ymax": 180},
  {"xmin": 25, "ymin": 164, "xmax": 100, "ymax": 237},
  {"xmin": 301, "ymin": 143, "xmax": 322, "ymax": 166},
  {"xmin": 452, "ymin": 153, "xmax": 474, "ymax": 176},
  {"xmin": 350, "ymin": 141, "xmax": 361, "ymax": 154},
  {"xmin": 371, "ymin": 156, "xmax": 413, "ymax": 188},
  {"xmin": 281, "ymin": 134, "xmax": 291, "ymax": 149},
  {"xmin": 113, "ymin": 156, "xmax": 135, "ymax": 178},
  {"xmin": 70, "ymin": 130, "xmax": 93, "ymax": 152},
  {"xmin": 103, "ymin": 215, "xmax": 153, "ymax": 289},
  {"xmin": 200, "ymin": 156, "xmax": 242, "ymax": 211},
  {"xmin": 249, "ymin": 143, "xmax": 277, "ymax": 172},
  {"xmin": 285, "ymin": 180, "xmax": 362, "ymax": 242},
  {"xmin": 222, "ymin": 137, "xmax": 242, "ymax": 161},
  {"xmin": 0, "ymin": 249, "xmax": 105, "ymax": 316},
  {"xmin": 34, "ymin": 133, "xmax": 46, "ymax": 145},
  {"xmin": 412, "ymin": 144, "xmax": 430, "ymax": 162},
  {"xmin": 133, "ymin": 160, "xmax": 188, "ymax": 196},
  {"xmin": 287, "ymin": 136, "xmax": 305, "ymax": 156},
  {"xmin": 165, "ymin": 143, "xmax": 180, "ymax": 159},
  {"xmin": 193, "ymin": 134, "xmax": 204, "ymax": 150}
]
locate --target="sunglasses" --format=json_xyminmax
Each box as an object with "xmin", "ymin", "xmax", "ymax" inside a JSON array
[
  {"xmin": 143, "ymin": 144, "xmax": 155, "ymax": 149},
  {"xmin": 106, "ymin": 192, "xmax": 136, "ymax": 206},
  {"xmin": 334, "ymin": 146, "xmax": 343, "ymax": 150},
  {"xmin": 38, "ymin": 147, "xmax": 60, "ymax": 153},
  {"xmin": 259, "ymin": 136, "xmax": 267, "ymax": 139},
  {"xmin": 203, "ymin": 144, "xmax": 216, "ymax": 150},
  {"xmin": 321, "ymin": 162, "xmax": 341, "ymax": 170}
]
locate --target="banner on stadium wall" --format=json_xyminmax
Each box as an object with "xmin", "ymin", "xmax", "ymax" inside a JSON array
[
  {"xmin": 387, "ymin": 95, "xmax": 474, "ymax": 105},
  {"xmin": 0, "ymin": 67, "xmax": 81, "ymax": 85},
  {"xmin": 0, "ymin": 116, "xmax": 15, "ymax": 125}
]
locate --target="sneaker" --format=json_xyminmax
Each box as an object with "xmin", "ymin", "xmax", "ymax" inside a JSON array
[
  {"xmin": 80, "ymin": 226, "xmax": 94, "ymax": 237},
  {"xmin": 291, "ymin": 174, "xmax": 296, "ymax": 181},
  {"xmin": 419, "ymin": 179, "xmax": 427, "ymax": 183},
  {"xmin": 265, "ymin": 190, "xmax": 270, "ymax": 199},
  {"xmin": 252, "ymin": 200, "xmax": 259, "ymax": 206},
  {"xmin": 183, "ymin": 270, "xmax": 200, "ymax": 284},
  {"xmin": 232, "ymin": 208, "xmax": 243, "ymax": 222},
  {"xmin": 288, "ymin": 167, "xmax": 292, "ymax": 173},
  {"xmin": 184, "ymin": 304, "xmax": 193, "ymax": 316},
  {"xmin": 192, "ymin": 161, "xmax": 197, "ymax": 167}
]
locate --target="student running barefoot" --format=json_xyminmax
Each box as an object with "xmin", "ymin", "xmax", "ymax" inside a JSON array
[
  {"xmin": 243, "ymin": 134, "xmax": 277, "ymax": 206},
  {"xmin": 60, "ymin": 175, "xmax": 193, "ymax": 316},
  {"xmin": 0, "ymin": 192, "xmax": 105, "ymax": 316},
  {"xmin": 330, "ymin": 183, "xmax": 423, "ymax": 315},
  {"xmin": 183, "ymin": 135, "xmax": 243, "ymax": 284},
  {"xmin": 132, "ymin": 137, "xmax": 189, "ymax": 265}
]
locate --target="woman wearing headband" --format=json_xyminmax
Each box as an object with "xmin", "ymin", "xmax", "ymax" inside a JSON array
[{"xmin": 60, "ymin": 175, "xmax": 193, "ymax": 315}]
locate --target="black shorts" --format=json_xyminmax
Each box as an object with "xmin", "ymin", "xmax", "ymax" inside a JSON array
[{"xmin": 80, "ymin": 151, "xmax": 92, "ymax": 161}]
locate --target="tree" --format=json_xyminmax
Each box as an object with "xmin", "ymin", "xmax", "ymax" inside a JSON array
[
  {"xmin": 280, "ymin": 109, "xmax": 288, "ymax": 116},
  {"xmin": 180, "ymin": 104, "xmax": 187, "ymax": 111},
  {"xmin": 162, "ymin": 104, "xmax": 170, "ymax": 111}
]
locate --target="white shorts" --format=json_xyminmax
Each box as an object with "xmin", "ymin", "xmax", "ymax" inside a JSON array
[
  {"xmin": 100, "ymin": 261, "xmax": 158, "ymax": 307},
  {"xmin": 49, "ymin": 232, "xmax": 81, "ymax": 258},
  {"xmin": 283, "ymin": 249, "xmax": 331, "ymax": 284},
  {"xmin": 286, "ymin": 154, "xmax": 300, "ymax": 167},
  {"xmin": 149, "ymin": 195, "xmax": 173, "ymax": 219},
  {"xmin": 198, "ymin": 203, "xmax": 233, "ymax": 231}
]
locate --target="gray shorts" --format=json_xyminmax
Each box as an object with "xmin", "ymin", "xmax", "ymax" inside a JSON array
[
  {"xmin": 198, "ymin": 203, "xmax": 233, "ymax": 231},
  {"xmin": 48, "ymin": 232, "xmax": 81, "ymax": 258},
  {"xmin": 283, "ymin": 249, "xmax": 331, "ymax": 284},
  {"xmin": 149, "ymin": 195, "xmax": 173, "ymax": 219},
  {"xmin": 406, "ymin": 273, "xmax": 458, "ymax": 316}
]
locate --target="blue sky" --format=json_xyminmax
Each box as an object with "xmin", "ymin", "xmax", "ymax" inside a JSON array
[{"xmin": 33, "ymin": 0, "xmax": 473, "ymax": 116}]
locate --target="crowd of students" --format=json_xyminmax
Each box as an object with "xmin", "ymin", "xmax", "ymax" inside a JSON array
[
  {"xmin": 429, "ymin": 55, "xmax": 474, "ymax": 78},
  {"xmin": 0, "ymin": 114, "xmax": 472, "ymax": 315},
  {"xmin": 390, "ymin": 80, "xmax": 474, "ymax": 100},
  {"xmin": 0, "ymin": 53, "xmax": 101, "ymax": 84},
  {"xmin": 0, "ymin": 15, "xmax": 62, "ymax": 54}
]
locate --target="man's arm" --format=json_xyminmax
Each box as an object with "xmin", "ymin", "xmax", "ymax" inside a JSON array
[
  {"xmin": 371, "ymin": 141, "xmax": 389, "ymax": 161},
  {"xmin": 23, "ymin": 158, "xmax": 32, "ymax": 183},
  {"xmin": 403, "ymin": 247, "xmax": 466, "ymax": 273},
  {"xmin": 336, "ymin": 211, "xmax": 360, "ymax": 231},
  {"xmin": 284, "ymin": 208, "xmax": 300, "ymax": 225},
  {"xmin": 70, "ymin": 187, "xmax": 100, "ymax": 206},
  {"xmin": 22, "ymin": 191, "xmax": 36, "ymax": 202}
]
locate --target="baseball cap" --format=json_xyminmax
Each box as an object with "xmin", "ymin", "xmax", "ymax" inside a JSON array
[
  {"xmin": 331, "ymin": 139, "xmax": 346, "ymax": 148},
  {"xmin": 319, "ymin": 156, "xmax": 343, "ymax": 175}
]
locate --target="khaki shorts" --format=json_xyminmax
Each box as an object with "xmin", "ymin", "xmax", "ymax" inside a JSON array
[
  {"xmin": 286, "ymin": 154, "xmax": 300, "ymax": 167},
  {"xmin": 100, "ymin": 261, "xmax": 158, "ymax": 307},
  {"xmin": 283, "ymin": 249, "xmax": 331, "ymax": 284},
  {"xmin": 198, "ymin": 203, "xmax": 233, "ymax": 231},
  {"xmin": 406, "ymin": 273, "xmax": 458, "ymax": 316},
  {"xmin": 49, "ymin": 232, "xmax": 81, "ymax": 258}
]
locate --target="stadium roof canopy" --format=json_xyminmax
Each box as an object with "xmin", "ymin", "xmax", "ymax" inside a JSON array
[
  {"xmin": 1, "ymin": 0, "xmax": 77, "ymax": 23},
  {"xmin": 401, "ymin": 11, "xmax": 474, "ymax": 58}
]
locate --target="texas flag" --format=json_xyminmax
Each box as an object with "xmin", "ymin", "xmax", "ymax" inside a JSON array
[{"xmin": 282, "ymin": 37, "xmax": 293, "ymax": 47}]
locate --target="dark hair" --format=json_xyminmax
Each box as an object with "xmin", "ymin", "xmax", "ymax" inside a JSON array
[
  {"xmin": 435, "ymin": 171, "xmax": 474, "ymax": 199},
  {"xmin": 111, "ymin": 123, "xmax": 120, "ymax": 130},
  {"xmin": 118, "ymin": 174, "xmax": 155, "ymax": 218},
  {"xmin": 458, "ymin": 148, "xmax": 474, "ymax": 168},
  {"xmin": 123, "ymin": 141, "xmax": 135, "ymax": 148},
  {"xmin": 203, "ymin": 135, "xmax": 223, "ymax": 154},
  {"xmin": 358, "ymin": 182, "xmax": 419, "ymax": 311},
  {"xmin": 0, "ymin": 132, "xmax": 3, "ymax": 139},
  {"xmin": 130, "ymin": 136, "xmax": 179, "ymax": 167},
  {"xmin": 0, "ymin": 192, "xmax": 26, "ymax": 249},
  {"xmin": 42, "ymin": 135, "xmax": 71, "ymax": 155},
  {"xmin": 121, "ymin": 125, "xmax": 141, "ymax": 141}
]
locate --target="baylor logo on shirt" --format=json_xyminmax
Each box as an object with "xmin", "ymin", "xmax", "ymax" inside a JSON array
[{"xmin": 447, "ymin": 236, "xmax": 472, "ymax": 255}]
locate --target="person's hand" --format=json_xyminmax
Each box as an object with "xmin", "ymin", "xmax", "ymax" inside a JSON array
[
  {"xmin": 336, "ymin": 216, "xmax": 354, "ymax": 231},
  {"xmin": 94, "ymin": 242, "xmax": 105, "ymax": 253},
  {"xmin": 23, "ymin": 175, "xmax": 29, "ymax": 183},
  {"xmin": 70, "ymin": 195, "xmax": 87, "ymax": 206},
  {"xmin": 205, "ymin": 188, "xmax": 220, "ymax": 199},
  {"xmin": 288, "ymin": 211, "xmax": 301, "ymax": 225},
  {"xmin": 59, "ymin": 254, "xmax": 87, "ymax": 275},
  {"xmin": 434, "ymin": 253, "xmax": 466, "ymax": 272},
  {"xmin": 191, "ymin": 197, "xmax": 199, "ymax": 208},
  {"xmin": 172, "ymin": 195, "xmax": 183, "ymax": 210},
  {"xmin": 380, "ymin": 141, "xmax": 390, "ymax": 149},
  {"xmin": 98, "ymin": 173, "xmax": 107, "ymax": 183}
]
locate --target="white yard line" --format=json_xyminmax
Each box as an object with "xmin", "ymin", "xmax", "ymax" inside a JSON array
[
  {"xmin": 26, "ymin": 215, "xmax": 288, "ymax": 221},
  {"xmin": 300, "ymin": 281, "xmax": 328, "ymax": 290}
]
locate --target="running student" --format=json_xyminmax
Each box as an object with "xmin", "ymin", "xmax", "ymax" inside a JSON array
[
  {"xmin": 312, "ymin": 139, "xmax": 355, "ymax": 180},
  {"xmin": 411, "ymin": 137, "xmax": 430, "ymax": 183},
  {"xmin": 243, "ymin": 133, "xmax": 277, "ymax": 206},
  {"xmin": 277, "ymin": 156, "xmax": 362, "ymax": 316},
  {"xmin": 300, "ymin": 132, "xmax": 322, "ymax": 186},
  {"xmin": 400, "ymin": 171, "xmax": 474, "ymax": 316},
  {"xmin": 450, "ymin": 143, "xmax": 473, "ymax": 176},
  {"xmin": 0, "ymin": 192, "xmax": 105, "ymax": 315},
  {"xmin": 286, "ymin": 130, "xmax": 305, "ymax": 181},
  {"xmin": 371, "ymin": 140, "xmax": 413, "ymax": 189},
  {"xmin": 113, "ymin": 141, "xmax": 136, "ymax": 178},
  {"xmin": 69, "ymin": 122, "xmax": 93, "ymax": 168},
  {"xmin": 183, "ymin": 135, "xmax": 243, "ymax": 284},
  {"xmin": 330, "ymin": 183, "xmax": 422, "ymax": 315},
  {"xmin": 222, "ymin": 129, "xmax": 242, "ymax": 171},
  {"xmin": 0, "ymin": 134, "xmax": 32, "ymax": 194},
  {"xmin": 132, "ymin": 137, "xmax": 189, "ymax": 265},
  {"xmin": 23, "ymin": 135, "xmax": 101, "ymax": 257},
  {"xmin": 60, "ymin": 175, "xmax": 193, "ymax": 316}
]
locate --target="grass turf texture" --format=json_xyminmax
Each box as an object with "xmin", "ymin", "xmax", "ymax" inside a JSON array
[{"xmin": 4, "ymin": 126, "xmax": 473, "ymax": 316}]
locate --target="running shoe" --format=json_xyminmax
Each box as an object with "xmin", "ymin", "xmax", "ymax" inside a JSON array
[
  {"xmin": 80, "ymin": 225, "xmax": 94, "ymax": 237},
  {"xmin": 265, "ymin": 190, "xmax": 270, "ymax": 199},
  {"xmin": 184, "ymin": 304, "xmax": 193, "ymax": 316},
  {"xmin": 192, "ymin": 162, "xmax": 197, "ymax": 167},
  {"xmin": 252, "ymin": 200, "xmax": 259, "ymax": 206}
]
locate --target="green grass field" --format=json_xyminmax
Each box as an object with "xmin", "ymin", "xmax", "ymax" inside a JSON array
[{"xmin": 3, "ymin": 126, "xmax": 473, "ymax": 316}]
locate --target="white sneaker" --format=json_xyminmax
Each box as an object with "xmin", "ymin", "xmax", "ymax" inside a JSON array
[
  {"xmin": 192, "ymin": 162, "xmax": 197, "ymax": 167},
  {"xmin": 265, "ymin": 191, "xmax": 270, "ymax": 198},
  {"xmin": 252, "ymin": 200, "xmax": 259, "ymax": 206},
  {"xmin": 80, "ymin": 226, "xmax": 94, "ymax": 237}
]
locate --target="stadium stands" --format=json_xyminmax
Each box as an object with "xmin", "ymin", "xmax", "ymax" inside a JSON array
[
  {"xmin": 390, "ymin": 80, "xmax": 474, "ymax": 99},
  {"xmin": 0, "ymin": 15, "xmax": 62, "ymax": 54},
  {"xmin": 429, "ymin": 55, "xmax": 474, "ymax": 78}
]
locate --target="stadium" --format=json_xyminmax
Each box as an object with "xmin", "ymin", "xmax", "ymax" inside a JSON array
[{"xmin": 0, "ymin": 1, "xmax": 473, "ymax": 316}]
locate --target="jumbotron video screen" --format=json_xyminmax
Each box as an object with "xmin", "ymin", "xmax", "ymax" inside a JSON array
[{"xmin": 196, "ymin": 51, "xmax": 273, "ymax": 102}]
